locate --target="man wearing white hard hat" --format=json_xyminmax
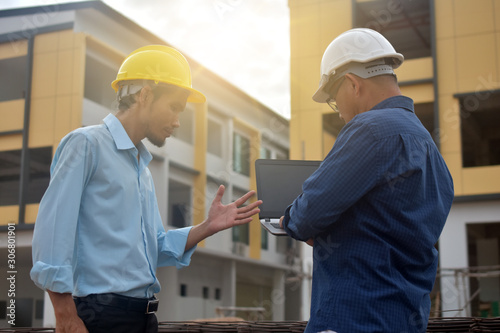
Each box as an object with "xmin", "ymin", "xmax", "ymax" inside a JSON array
[
  {"xmin": 30, "ymin": 45, "xmax": 262, "ymax": 333},
  {"xmin": 280, "ymin": 29, "xmax": 454, "ymax": 332}
]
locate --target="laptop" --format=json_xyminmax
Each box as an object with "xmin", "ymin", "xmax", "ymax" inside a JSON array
[{"xmin": 255, "ymin": 159, "xmax": 321, "ymax": 236}]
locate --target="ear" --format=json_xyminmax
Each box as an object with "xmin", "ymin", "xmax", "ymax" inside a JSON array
[
  {"xmin": 345, "ymin": 73, "xmax": 362, "ymax": 96},
  {"xmin": 138, "ymin": 85, "xmax": 154, "ymax": 107}
]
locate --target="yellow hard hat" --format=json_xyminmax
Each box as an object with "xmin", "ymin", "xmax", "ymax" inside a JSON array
[{"xmin": 111, "ymin": 45, "xmax": 206, "ymax": 103}]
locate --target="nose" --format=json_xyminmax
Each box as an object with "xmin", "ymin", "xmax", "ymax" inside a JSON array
[{"xmin": 172, "ymin": 116, "xmax": 180, "ymax": 128}]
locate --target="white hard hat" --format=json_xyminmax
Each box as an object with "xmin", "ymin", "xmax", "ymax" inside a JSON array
[{"xmin": 313, "ymin": 28, "xmax": 404, "ymax": 103}]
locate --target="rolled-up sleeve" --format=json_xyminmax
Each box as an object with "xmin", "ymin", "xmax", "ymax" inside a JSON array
[
  {"xmin": 157, "ymin": 227, "xmax": 196, "ymax": 269},
  {"xmin": 30, "ymin": 132, "xmax": 94, "ymax": 293}
]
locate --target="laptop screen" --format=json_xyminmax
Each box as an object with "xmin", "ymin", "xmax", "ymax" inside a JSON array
[{"xmin": 255, "ymin": 159, "xmax": 321, "ymax": 219}]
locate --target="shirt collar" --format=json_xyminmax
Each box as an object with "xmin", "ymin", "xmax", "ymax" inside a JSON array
[
  {"xmin": 103, "ymin": 113, "xmax": 135, "ymax": 150},
  {"xmin": 369, "ymin": 95, "xmax": 415, "ymax": 113},
  {"xmin": 103, "ymin": 114, "xmax": 152, "ymax": 165}
]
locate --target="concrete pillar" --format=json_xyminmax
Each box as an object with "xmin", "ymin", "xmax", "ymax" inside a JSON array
[
  {"xmin": 272, "ymin": 270, "xmax": 285, "ymax": 321},
  {"xmin": 301, "ymin": 246, "xmax": 313, "ymax": 321},
  {"xmin": 156, "ymin": 266, "xmax": 179, "ymax": 321},
  {"xmin": 42, "ymin": 291, "xmax": 55, "ymax": 327},
  {"xmin": 222, "ymin": 260, "xmax": 236, "ymax": 307}
]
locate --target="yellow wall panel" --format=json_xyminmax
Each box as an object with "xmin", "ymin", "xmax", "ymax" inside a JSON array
[
  {"xmin": 438, "ymin": 95, "xmax": 461, "ymax": 155},
  {"xmin": 396, "ymin": 57, "xmax": 433, "ymax": 83},
  {"xmin": 193, "ymin": 102, "xmax": 207, "ymax": 247},
  {"xmin": 497, "ymin": 32, "xmax": 500, "ymax": 84},
  {"xmin": 0, "ymin": 100, "xmax": 24, "ymax": 132},
  {"xmin": 455, "ymin": 33, "xmax": 497, "ymax": 93},
  {"xmin": 56, "ymin": 49, "xmax": 74, "ymax": 96},
  {"xmin": 0, "ymin": 206, "xmax": 19, "ymax": 225},
  {"xmin": 496, "ymin": 0, "xmax": 500, "ymax": 31},
  {"xmin": 297, "ymin": 56, "xmax": 322, "ymax": 112},
  {"xmin": 289, "ymin": 0, "xmax": 321, "ymax": 6},
  {"xmin": 435, "ymin": 0, "xmax": 455, "ymax": 39},
  {"xmin": 54, "ymin": 95, "xmax": 73, "ymax": 141},
  {"xmin": 319, "ymin": 0, "xmax": 352, "ymax": 50},
  {"xmin": 25, "ymin": 203, "xmax": 40, "ymax": 224},
  {"xmin": 454, "ymin": 0, "xmax": 494, "ymax": 37},
  {"xmin": 289, "ymin": 113, "xmax": 301, "ymax": 160},
  {"xmin": 290, "ymin": 60, "xmax": 301, "ymax": 115},
  {"xmin": 299, "ymin": 111, "xmax": 323, "ymax": 160},
  {"xmin": 399, "ymin": 83, "xmax": 434, "ymax": 104},
  {"xmin": 29, "ymin": 97, "xmax": 55, "ymax": 147},
  {"xmin": 72, "ymin": 40, "xmax": 86, "ymax": 95},
  {"xmin": 0, "ymin": 39, "xmax": 27, "ymax": 60},
  {"xmin": 71, "ymin": 95, "xmax": 83, "ymax": 130},
  {"xmin": 290, "ymin": 3, "xmax": 321, "ymax": 58},
  {"xmin": 442, "ymin": 152, "xmax": 463, "ymax": 195},
  {"xmin": 0, "ymin": 135, "xmax": 22, "ymax": 151},
  {"xmin": 58, "ymin": 30, "xmax": 75, "ymax": 50},
  {"xmin": 34, "ymin": 31, "xmax": 59, "ymax": 54},
  {"xmin": 31, "ymin": 51, "xmax": 58, "ymax": 98},
  {"xmin": 463, "ymin": 166, "xmax": 500, "ymax": 195},
  {"xmin": 248, "ymin": 130, "xmax": 261, "ymax": 260},
  {"xmin": 436, "ymin": 38, "xmax": 458, "ymax": 95},
  {"xmin": 289, "ymin": 5, "xmax": 300, "ymax": 60}
]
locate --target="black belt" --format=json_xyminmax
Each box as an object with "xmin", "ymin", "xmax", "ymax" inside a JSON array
[{"xmin": 75, "ymin": 293, "xmax": 159, "ymax": 314}]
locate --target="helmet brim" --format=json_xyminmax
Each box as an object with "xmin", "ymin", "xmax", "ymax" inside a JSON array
[
  {"xmin": 185, "ymin": 86, "xmax": 206, "ymax": 103},
  {"xmin": 112, "ymin": 79, "xmax": 206, "ymax": 104}
]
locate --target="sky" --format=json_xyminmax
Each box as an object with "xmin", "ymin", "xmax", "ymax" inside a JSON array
[{"xmin": 0, "ymin": 0, "xmax": 291, "ymax": 118}]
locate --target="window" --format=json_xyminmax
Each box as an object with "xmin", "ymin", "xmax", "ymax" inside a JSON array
[
  {"xmin": 180, "ymin": 284, "xmax": 187, "ymax": 297},
  {"xmin": 0, "ymin": 147, "xmax": 52, "ymax": 206},
  {"xmin": 202, "ymin": 286, "xmax": 209, "ymax": 299},
  {"xmin": 0, "ymin": 55, "xmax": 27, "ymax": 102},
  {"xmin": 215, "ymin": 288, "xmax": 221, "ymax": 301},
  {"xmin": 466, "ymin": 222, "xmax": 500, "ymax": 316},
  {"xmin": 260, "ymin": 140, "xmax": 288, "ymax": 160},
  {"xmin": 84, "ymin": 54, "xmax": 118, "ymax": 109},
  {"xmin": 354, "ymin": 0, "xmax": 431, "ymax": 60},
  {"xmin": 261, "ymin": 228, "xmax": 268, "ymax": 250},
  {"xmin": 207, "ymin": 118, "xmax": 223, "ymax": 157},
  {"xmin": 172, "ymin": 204, "xmax": 188, "ymax": 228},
  {"xmin": 232, "ymin": 224, "xmax": 249, "ymax": 245},
  {"xmin": 233, "ymin": 132, "xmax": 250, "ymax": 176},
  {"xmin": 276, "ymin": 235, "xmax": 288, "ymax": 254},
  {"xmin": 459, "ymin": 91, "xmax": 500, "ymax": 167},
  {"xmin": 414, "ymin": 102, "xmax": 434, "ymax": 137},
  {"xmin": 260, "ymin": 146, "xmax": 272, "ymax": 159},
  {"xmin": 173, "ymin": 107, "xmax": 194, "ymax": 144},
  {"xmin": 35, "ymin": 300, "xmax": 44, "ymax": 320},
  {"xmin": 168, "ymin": 179, "xmax": 192, "ymax": 227}
]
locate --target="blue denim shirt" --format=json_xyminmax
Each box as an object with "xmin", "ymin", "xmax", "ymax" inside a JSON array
[
  {"xmin": 31, "ymin": 114, "xmax": 196, "ymax": 298},
  {"xmin": 283, "ymin": 96, "xmax": 454, "ymax": 333}
]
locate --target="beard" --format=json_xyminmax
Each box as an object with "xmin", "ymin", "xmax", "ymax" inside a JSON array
[{"xmin": 146, "ymin": 131, "xmax": 166, "ymax": 147}]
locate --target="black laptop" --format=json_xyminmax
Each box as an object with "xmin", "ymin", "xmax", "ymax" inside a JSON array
[{"xmin": 255, "ymin": 159, "xmax": 321, "ymax": 235}]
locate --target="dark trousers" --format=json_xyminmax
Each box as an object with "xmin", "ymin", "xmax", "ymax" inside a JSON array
[{"xmin": 74, "ymin": 294, "xmax": 158, "ymax": 333}]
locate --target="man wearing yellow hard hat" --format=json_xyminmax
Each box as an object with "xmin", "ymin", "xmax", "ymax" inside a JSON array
[{"xmin": 30, "ymin": 45, "xmax": 262, "ymax": 333}]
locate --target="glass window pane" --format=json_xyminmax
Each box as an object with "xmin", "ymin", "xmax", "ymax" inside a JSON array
[{"xmin": 0, "ymin": 56, "xmax": 27, "ymax": 102}]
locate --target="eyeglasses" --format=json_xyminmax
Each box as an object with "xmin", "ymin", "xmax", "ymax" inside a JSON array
[{"xmin": 326, "ymin": 76, "xmax": 345, "ymax": 112}]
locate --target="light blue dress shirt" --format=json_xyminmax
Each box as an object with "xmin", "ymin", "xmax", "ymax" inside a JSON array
[{"xmin": 31, "ymin": 114, "xmax": 196, "ymax": 298}]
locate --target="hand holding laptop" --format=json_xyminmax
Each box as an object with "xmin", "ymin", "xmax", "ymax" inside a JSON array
[
  {"xmin": 255, "ymin": 159, "xmax": 321, "ymax": 236},
  {"xmin": 278, "ymin": 215, "xmax": 314, "ymax": 246}
]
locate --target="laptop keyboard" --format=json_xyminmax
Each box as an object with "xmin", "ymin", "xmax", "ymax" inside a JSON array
[{"xmin": 270, "ymin": 222, "xmax": 283, "ymax": 229}]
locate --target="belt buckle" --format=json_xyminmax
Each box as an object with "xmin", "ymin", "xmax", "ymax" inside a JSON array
[{"xmin": 146, "ymin": 298, "xmax": 159, "ymax": 314}]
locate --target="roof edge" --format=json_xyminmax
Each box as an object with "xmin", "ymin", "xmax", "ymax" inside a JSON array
[{"xmin": 0, "ymin": 1, "xmax": 288, "ymax": 120}]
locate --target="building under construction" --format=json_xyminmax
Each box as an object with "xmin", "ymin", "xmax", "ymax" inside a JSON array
[{"xmin": 289, "ymin": 0, "xmax": 500, "ymax": 318}]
